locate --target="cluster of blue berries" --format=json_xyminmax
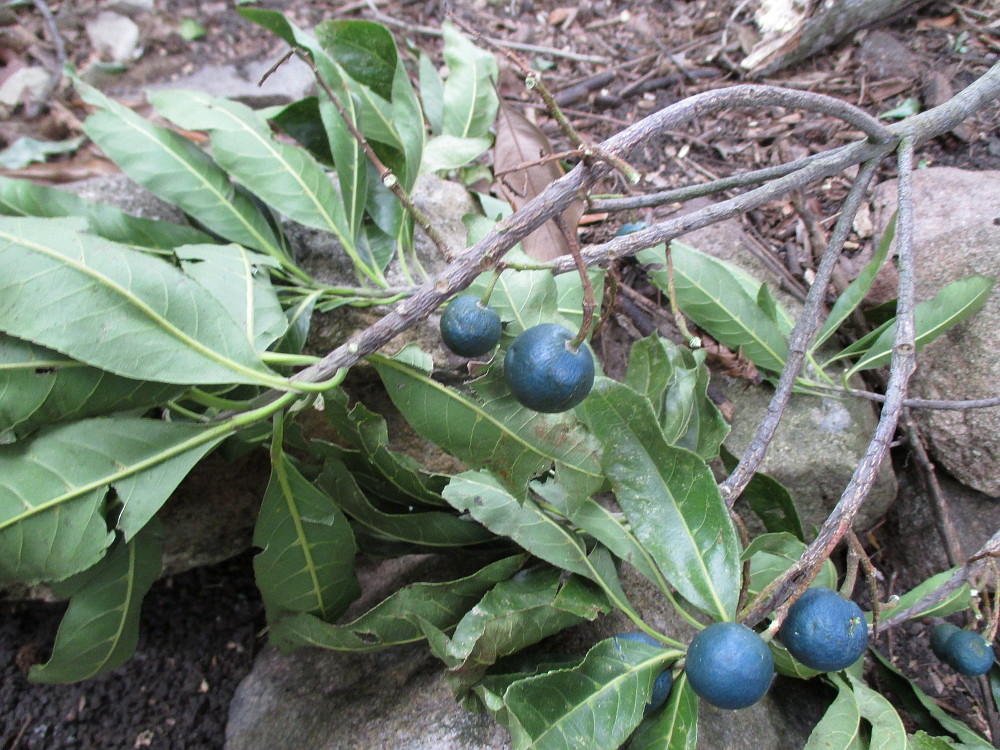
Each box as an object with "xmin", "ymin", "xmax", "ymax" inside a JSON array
[
  {"xmin": 931, "ymin": 622, "xmax": 995, "ymax": 676},
  {"xmin": 439, "ymin": 295, "xmax": 594, "ymax": 413}
]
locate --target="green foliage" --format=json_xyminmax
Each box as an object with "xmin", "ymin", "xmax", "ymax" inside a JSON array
[{"xmin": 0, "ymin": 10, "xmax": 991, "ymax": 750}]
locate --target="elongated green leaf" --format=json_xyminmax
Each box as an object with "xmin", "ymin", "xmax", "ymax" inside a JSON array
[
  {"xmin": 441, "ymin": 22, "xmax": 499, "ymax": 139},
  {"xmin": 253, "ymin": 447, "xmax": 359, "ymax": 621},
  {"xmin": 421, "ymin": 135, "xmax": 493, "ymax": 173},
  {"xmin": 0, "ymin": 334, "xmax": 183, "ymax": 439},
  {"xmin": 317, "ymin": 387, "xmax": 447, "ymax": 506},
  {"xmin": 848, "ymin": 674, "xmax": 908, "ymax": 750},
  {"xmin": 803, "ymin": 675, "xmax": 862, "ymax": 750},
  {"xmin": 530, "ymin": 480, "xmax": 665, "ymax": 593},
  {"xmin": 582, "ymin": 378, "xmax": 741, "ymax": 620},
  {"xmin": 315, "ymin": 20, "xmax": 397, "ymax": 100},
  {"xmin": 640, "ymin": 243, "xmax": 789, "ymax": 373},
  {"xmin": 0, "ymin": 217, "xmax": 283, "ymax": 386},
  {"xmin": 869, "ymin": 568, "xmax": 970, "ymax": 624},
  {"xmin": 467, "ymin": 268, "xmax": 562, "ymax": 335},
  {"xmin": 389, "ymin": 48, "xmax": 425, "ymax": 194},
  {"xmin": 419, "ymin": 53, "xmax": 445, "ymax": 136},
  {"xmin": 721, "ymin": 446, "xmax": 804, "ymax": 541},
  {"xmin": 628, "ymin": 674, "xmax": 698, "ymax": 750},
  {"xmin": 445, "ymin": 568, "xmax": 608, "ymax": 692},
  {"xmin": 319, "ymin": 81, "xmax": 368, "ymax": 243},
  {"xmin": 743, "ymin": 533, "xmax": 836, "ymax": 600},
  {"xmin": 846, "ymin": 275, "xmax": 994, "ymax": 376},
  {"xmin": 175, "ymin": 244, "xmax": 287, "ymax": 351},
  {"xmin": 318, "ymin": 459, "xmax": 493, "ymax": 547},
  {"xmin": 370, "ymin": 349, "xmax": 604, "ymax": 506},
  {"xmin": 269, "ymin": 553, "xmax": 527, "ymax": 651},
  {"xmin": 814, "ymin": 214, "xmax": 897, "ymax": 351},
  {"xmin": 74, "ymin": 78, "xmax": 284, "ymax": 258},
  {"xmin": 0, "ymin": 417, "xmax": 225, "ymax": 585},
  {"xmin": 503, "ymin": 636, "xmax": 676, "ymax": 750},
  {"xmin": 0, "ymin": 175, "xmax": 210, "ymax": 249},
  {"xmin": 444, "ymin": 471, "xmax": 594, "ymax": 579},
  {"xmin": 30, "ymin": 521, "xmax": 162, "ymax": 683}
]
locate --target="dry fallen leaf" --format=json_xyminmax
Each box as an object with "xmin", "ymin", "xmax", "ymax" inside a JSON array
[{"xmin": 492, "ymin": 100, "xmax": 583, "ymax": 261}]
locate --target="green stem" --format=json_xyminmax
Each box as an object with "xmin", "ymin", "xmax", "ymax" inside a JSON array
[
  {"xmin": 479, "ymin": 269, "xmax": 502, "ymax": 306},
  {"xmin": 261, "ymin": 352, "xmax": 322, "ymax": 367}
]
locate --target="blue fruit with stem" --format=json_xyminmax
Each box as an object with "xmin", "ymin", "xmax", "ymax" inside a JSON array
[
  {"xmin": 943, "ymin": 629, "xmax": 995, "ymax": 676},
  {"xmin": 780, "ymin": 587, "xmax": 868, "ymax": 672},
  {"xmin": 503, "ymin": 323, "xmax": 595, "ymax": 413},
  {"xmin": 440, "ymin": 295, "xmax": 502, "ymax": 357},
  {"xmin": 685, "ymin": 622, "xmax": 774, "ymax": 709}
]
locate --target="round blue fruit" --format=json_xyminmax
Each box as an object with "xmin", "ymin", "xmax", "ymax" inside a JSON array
[
  {"xmin": 440, "ymin": 295, "xmax": 502, "ymax": 357},
  {"xmin": 780, "ymin": 588, "xmax": 868, "ymax": 672},
  {"xmin": 616, "ymin": 633, "xmax": 675, "ymax": 714},
  {"xmin": 930, "ymin": 623, "xmax": 962, "ymax": 661},
  {"xmin": 503, "ymin": 324, "xmax": 595, "ymax": 413},
  {"xmin": 944, "ymin": 630, "xmax": 995, "ymax": 676},
  {"xmin": 684, "ymin": 622, "xmax": 774, "ymax": 710}
]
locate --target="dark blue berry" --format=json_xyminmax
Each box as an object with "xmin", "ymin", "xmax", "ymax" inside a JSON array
[
  {"xmin": 685, "ymin": 622, "xmax": 774, "ymax": 710},
  {"xmin": 440, "ymin": 295, "xmax": 502, "ymax": 358},
  {"xmin": 503, "ymin": 324, "xmax": 594, "ymax": 413}
]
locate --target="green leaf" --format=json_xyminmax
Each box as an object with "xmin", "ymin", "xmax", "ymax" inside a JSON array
[
  {"xmin": 421, "ymin": 135, "xmax": 493, "ymax": 173},
  {"xmin": 441, "ymin": 21, "xmax": 499, "ymax": 139},
  {"xmin": 29, "ymin": 521, "xmax": 163, "ymax": 683},
  {"xmin": 253, "ymin": 447, "xmax": 359, "ymax": 621},
  {"xmin": 445, "ymin": 567, "xmax": 609, "ymax": 693},
  {"xmin": 0, "ymin": 334, "xmax": 183, "ymax": 439},
  {"xmin": 628, "ymin": 674, "xmax": 698, "ymax": 750},
  {"xmin": 74, "ymin": 77, "xmax": 285, "ymax": 259},
  {"xmin": 721, "ymin": 446, "xmax": 804, "ymax": 541},
  {"xmin": 848, "ymin": 673, "xmax": 908, "ymax": 750},
  {"xmin": 370, "ymin": 349, "xmax": 604, "ymax": 506},
  {"xmin": 267, "ymin": 97, "xmax": 334, "ymax": 164},
  {"xmin": 640, "ymin": 242, "xmax": 789, "ymax": 373},
  {"xmin": 175, "ymin": 243, "xmax": 287, "ymax": 351},
  {"xmin": 582, "ymin": 378, "xmax": 741, "ymax": 620},
  {"xmin": 268, "ymin": 554, "xmax": 527, "ymax": 651},
  {"xmin": 879, "ymin": 97, "xmax": 921, "ymax": 119},
  {"xmin": 0, "ymin": 136, "xmax": 84, "ymax": 169},
  {"xmin": 845, "ymin": 275, "xmax": 994, "ymax": 376},
  {"xmin": 0, "ymin": 175, "xmax": 212, "ymax": 249},
  {"xmin": 555, "ymin": 269, "xmax": 606, "ymax": 335},
  {"xmin": 743, "ymin": 533, "xmax": 837, "ymax": 610},
  {"xmin": 502, "ymin": 636, "xmax": 676, "ymax": 750},
  {"xmin": 149, "ymin": 90, "xmax": 384, "ymax": 285},
  {"xmin": 0, "ymin": 217, "xmax": 283, "ymax": 387},
  {"xmin": 0, "ymin": 417, "xmax": 225, "ymax": 585},
  {"xmin": 318, "ymin": 458, "xmax": 493, "ymax": 547},
  {"xmin": 318, "ymin": 80, "xmax": 368, "ymax": 244},
  {"xmin": 869, "ymin": 568, "xmax": 970, "ymax": 624},
  {"xmin": 467, "ymin": 268, "xmax": 563, "ymax": 335},
  {"xmin": 802, "ymin": 675, "xmax": 862, "ymax": 750},
  {"xmin": 389, "ymin": 48, "xmax": 425, "ymax": 195},
  {"xmin": 178, "ymin": 17, "xmax": 207, "ymax": 41},
  {"xmin": 419, "ymin": 52, "xmax": 445, "ymax": 135},
  {"xmin": 315, "ymin": 20, "xmax": 397, "ymax": 101},
  {"xmin": 814, "ymin": 213, "xmax": 897, "ymax": 351},
  {"xmin": 443, "ymin": 471, "xmax": 594, "ymax": 579}
]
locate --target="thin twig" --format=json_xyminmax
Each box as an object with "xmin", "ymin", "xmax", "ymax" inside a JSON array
[
  {"xmin": 807, "ymin": 388, "xmax": 1000, "ymax": 411},
  {"xmin": 721, "ymin": 156, "xmax": 881, "ymax": 507},
  {"xmin": 553, "ymin": 214, "xmax": 596, "ymax": 349},
  {"xmin": 742, "ymin": 136, "xmax": 921, "ymax": 628},
  {"xmin": 27, "ymin": 0, "xmax": 67, "ymax": 118},
  {"xmin": 295, "ymin": 51, "xmax": 457, "ymax": 263},
  {"xmin": 904, "ymin": 412, "xmax": 966, "ymax": 567}
]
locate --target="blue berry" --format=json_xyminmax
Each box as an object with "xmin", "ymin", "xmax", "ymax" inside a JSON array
[
  {"xmin": 503, "ymin": 324, "xmax": 594, "ymax": 413},
  {"xmin": 685, "ymin": 622, "xmax": 774, "ymax": 709},
  {"xmin": 440, "ymin": 295, "xmax": 502, "ymax": 358},
  {"xmin": 944, "ymin": 630, "xmax": 995, "ymax": 676},
  {"xmin": 780, "ymin": 588, "xmax": 868, "ymax": 672}
]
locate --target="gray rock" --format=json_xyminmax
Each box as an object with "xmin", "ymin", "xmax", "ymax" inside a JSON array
[
  {"xmin": 64, "ymin": 173, "xmax": 188, "ymax": 223},
  {"xmin": 678, "ymin": 208, "xmax": 896, "ymax": 533},
  {"xmin": 226, "ymin": 558, "xmax": 826, "ymax": 750},
  {"xmin": 85, "ymin": 11, "xmax": 143, "ymax": 64},
  {"xmin": 870, "ymin": 168, "xmax": 1000, "ymax": 496},
  {"xmin": 105, "ymin": 0, "xmax": 155, "ymax": 15},
  {"xmin": 149, "ymin": 55, "xmax": 315, "ymax": 108}
]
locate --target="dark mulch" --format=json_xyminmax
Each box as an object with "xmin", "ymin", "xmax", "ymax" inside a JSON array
[{"xmin": 0, "ymin": 554, "xmax": 264, "ymax": 750}]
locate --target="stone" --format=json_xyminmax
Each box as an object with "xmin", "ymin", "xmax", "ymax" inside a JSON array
[
  {"xmin": 105, "ymin": 0, "xmax": 155, "ymax": 15},
  {"xmin": 856, "ymin": 30, "xmax": 921, "ymax": 81},
  {"xmin": 0, "ymin": 67, "xmax": 51, "ymax": 107},
  {"xmin": 226, "ymin": 558, "xmax": 826, "ymax": 750},
  {"xmin": 149, "ymin": 55, "xmax": 315, "ymax": 108},
  {"xmin": 677, "ymin": 207, "xmax": 897, "ymax": 533},
  {"xmin": 870, "ymin": 167, "xmax": 1000, "ymax": 496},
  {"xmin": 85, "ymin": 11, "xmax": 143, "ymax": 64}
]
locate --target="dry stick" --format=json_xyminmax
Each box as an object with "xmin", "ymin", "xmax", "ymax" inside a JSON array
[
  {"xmin": 721, "ymin": 155, "xmax": 881, "ymax": 508},
  {"xmin": 879, "ymin": 529, "xmax": 1000, "ymax": 631},
  {"xmin": 27, "ymin": 0, "xmax": 67, "ymax": 118},
  {"xmin": 278, "ymin": 67, "xmax": 1000, "ymax": 396},
  {"xmin": 295, "ymin": 52, "xmax": 457, "ymax": 262},
  {"xmin": 848, "ymin": 532, "xmax": 883, "ymax": 634},
  {"xmin": 742, "ymin": 136, "xmax": 920, "ymax": 629},
  {"xmin": 904, "ymin": 413, "xmax": 966, "ymax": 567},
  {"xmin": 553, "ymin": 215, "xmax": 596, "ymax": 349},
  {"xmin": 800, "ymin": 388, "xmax": 1000, "ymax": 411}
]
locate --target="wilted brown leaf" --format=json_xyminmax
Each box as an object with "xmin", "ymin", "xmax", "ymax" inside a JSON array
[{"xmin": 493, "ymin": 100, "xmax": 582, "ymax": 261}]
